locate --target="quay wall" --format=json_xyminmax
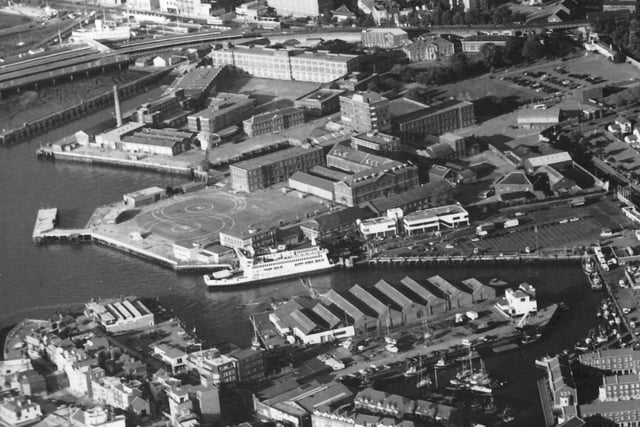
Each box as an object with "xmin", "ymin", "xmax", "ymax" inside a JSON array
[
  {"xmin": 0, "ymin": 69, "xmax": 170, "ymax": 146},
  {"xmin": 363, "ymin": 254, "xmax": 582, "ymax": 266},
  {"xmin": 38, "ymin": 149, "xmax": 195, "ymax": 177}
]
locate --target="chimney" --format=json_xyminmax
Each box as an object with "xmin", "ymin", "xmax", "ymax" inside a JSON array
[{"xmin": 113, "ymin": 85, "xmax": 123, "ymax": 127}]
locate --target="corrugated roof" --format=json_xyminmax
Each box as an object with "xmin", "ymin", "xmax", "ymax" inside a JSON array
[
  {"xmin": 349, "ymin": 284, "xmax": 387, "ymax": 316},
  {"xmin": 312, "ymin": 303, "xmax": 341, "ymax": 328},
  {"xmin": 374, "ymin": 279, "xmax": 413, "ymax": 310},
  {"xmin": 427, "ymin": 275, "xmax": 461, "ymax": 298},
  {"xmin": 289, "ymin": 309, "xmax": 318, "ymax": 335},
  {"xmin": 398, "ymin": 276, "xmax": 444, "ymax": 304},
  {"xmin": 323, "ymin": 289, "xmax": 365, "ymax": 321}
]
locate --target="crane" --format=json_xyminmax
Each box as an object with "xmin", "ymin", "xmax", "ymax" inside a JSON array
[{"xmin": 516, "ymin": 308, "xmax": 533, "ymax": 329}]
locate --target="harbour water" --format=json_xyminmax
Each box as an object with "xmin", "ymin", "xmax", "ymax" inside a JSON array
[{"xmin": 1, "ymin": 96, "xmax": 603, "ymax": 425}]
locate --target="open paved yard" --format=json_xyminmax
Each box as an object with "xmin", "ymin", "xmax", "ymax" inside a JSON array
[
  {"xmin": 132, "ymin": 187, "xmax": 329, "ymax": 246},
  {"xmin": 221, "ymin": 76, "xmax": 320, "ymax": 104}
]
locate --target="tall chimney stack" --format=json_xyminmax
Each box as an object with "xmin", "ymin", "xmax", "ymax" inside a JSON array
[{"xmin": 113, "ymin": 85, "xmax": 123, "ymax": 127}]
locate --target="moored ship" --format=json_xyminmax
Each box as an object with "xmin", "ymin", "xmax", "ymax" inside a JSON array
[{"xmin": 203, "ymin": 246, "xmax": 336, "ymax": 287}]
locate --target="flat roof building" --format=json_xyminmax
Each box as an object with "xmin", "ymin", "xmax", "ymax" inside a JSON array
[
  {"xmin": 340, "ymin": 91, "xmax": 391, "ymax": 133},
  {"xmin": 366, "ymin": 180, "xmax": 455, "ymax": 215},
  {"xmin": 333, "ymin": 161, "xmax": 420, "ymax": 207},
  {"xmin": 402, "ymin": 204, "xmax": 469, "ymax": 235},
  {"xmin": 230, "ymin": 146, "xmax": 325, "ymax": 192},
  {"xmin": 123, "ymin": 186, "xmax": 165, "ymax": 207},
  {"xmin": 389, "ymin": 98, "xmax": 475, "ymax": 143},
  {"xmin": 327, "ymin": 143, "xmax": 395, "ymax": 173},
  {"xmin": 210, "ymin": 46, "xmax": 359, "ymax": 83},
  {"xmin": 188, "ymin": 93, "xmax": 255, "ymax": 134},
  {"xmin": 351, "ymin": 131, "xmax": 400, "ymax": 155},
  {"xmin": 361, "ymin": 28, "xmax": 409, "ymax": 49},
  {"xmin": 294, "ymin": 88, "xmax": 345, "ymax": 117},
  {"xmin": 288, "ymin": 171, "xmax": 334, "ymax": 201},
  {"xmin": 243, "ymin": 107, "xmax": 304, "ymax": 138}
]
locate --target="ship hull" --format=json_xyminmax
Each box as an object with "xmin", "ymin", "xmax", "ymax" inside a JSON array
[{"xmin": 204, "ymin": 264, "xmax": 337, "ymax": 288}]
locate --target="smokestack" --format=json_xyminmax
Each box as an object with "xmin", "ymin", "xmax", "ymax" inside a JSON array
[{"xmin": 113, "ymin": 85, "xmax": 123, "ymax": 127}]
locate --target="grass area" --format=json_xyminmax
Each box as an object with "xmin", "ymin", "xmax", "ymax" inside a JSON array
[
  {"xmin": 0, "ymin": 70, "xmax": 149, "ymax": 130},
  {"xmin": 531, "ymin": 53, "xmax": 640, "ymax": 83}
]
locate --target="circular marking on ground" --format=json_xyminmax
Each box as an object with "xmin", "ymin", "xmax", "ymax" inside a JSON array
[
  {"xmin": 184, "ymin": 203, "xmax": 215, "ymax": 213},
  {"xmin": 171, "ymin": 223, "xmax": 202, "ymax": 233}
]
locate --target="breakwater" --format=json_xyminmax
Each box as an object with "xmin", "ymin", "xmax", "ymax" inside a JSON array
[{"xmin": 0, "ymin": 68, "xmax": 170, "ymax": 145}]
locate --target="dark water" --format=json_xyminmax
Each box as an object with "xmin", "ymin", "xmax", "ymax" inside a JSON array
[{"xmin": 0, "ymin": 93, "xmax": 601, "ymax": 425}]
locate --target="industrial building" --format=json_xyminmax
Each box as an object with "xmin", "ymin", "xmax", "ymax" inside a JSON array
[
  {"xmin": 300, "ymin": 206, "xmax": 374, "ymax": 244},
  {"xmin": 458, "ymin": 278, "xmax": 496, "ymax": 302},
  {"xmin": 134, "ymin": 90, "xmax": 188, "ymax": 127},
  {"xmin": 333, "ymin": 161, "xmax": 420, "ymax": 207},
  {"xmin": 266, "ymin": 0, "xmax": 333, "ymax": 16},
  {"xmin": 188, "ymin": 93, "xmax": 255, "ymax": 134},
  {"xmin": 402, "ymin": 204, "xmax": 470, "ymax": 235},
  {"xmin": 361, "ymin": 28, "xmax": 409, "ymax": 49},
  {"xmin": 288, "ymin": 171, "xmax": 335, "ymax": 201},
  {"xmin": 517, "ymin": 108, "xmax": 561, "ymax": 129},
  {"xmin": 493, "ymin": 172, "xmax": 534, "ymax": 201},
  {"xmin": 84, "ymin": 298, "xmax": 155, "ymax": 333},
  {"xmin": 426, "ymin": 275, "xmax": 473, "ymax": 310},
  {"xmin": 461, "ymin": 35, "xmax": 510, "ymax": 52},
  {"xmin": 340, "ymin": 91, "xmax": 391, "ymax": 133},
  {"xmin": 122, "ymin": 186, "xmax": 165, "ymax": 207},
  {"xmin": 210, "ymin": 46, "xmax": 359, "ymax": 83},
  {"xmin": 294, "ymin": 88, "xmax": 345, "ymax": 117},
  {"xmin": 373, "ymin": 279, "xmax": 427, "ymax": 325},
  {"xmin": 230, "ymin": 146, "xmax": 325, "ymax": 192},
  {"xmin": 243, "ymin": 107, "xmax": 305, "ymax": 138},
  {"xmin": 351, "ymin": 132, "xmax": 400, "ymax": 155},
  {"xmin": 366, "ymin": 181, "xmax": 455, "ymax": 215},
  {"xmin": 321, "ymin": 289, "xmax": 377, "ymax": 336},
  {"xmin": 120, "ymin": 128, "xmax": 194, "ymax": 157},
  {"xmin": 175, "ymin": 66, "xmax": 222, "ymax": 101},
  {"xmin": 389, "ymin": 98, "xmax": 475, "ymax": 143},
  {"xmin": 327, "ymin": 144, "xmax": 395, "ymax": 173}
]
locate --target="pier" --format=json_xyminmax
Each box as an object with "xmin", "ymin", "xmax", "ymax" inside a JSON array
[
  {"xmin": 362, "ymin": 253, "xmax": 583, "ymax": 266},
  {"xmin": 33, "ymin": 209, "xmax": 92, "ymax": 244}
]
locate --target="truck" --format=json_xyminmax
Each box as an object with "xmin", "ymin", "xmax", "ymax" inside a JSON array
[
  {"xmin": 503, "ymin": 218, "xmax": 519, "ymax": 229},
  {"xmin": 476, "ymin": 222, "xmax": 496, "ymax": 236}
]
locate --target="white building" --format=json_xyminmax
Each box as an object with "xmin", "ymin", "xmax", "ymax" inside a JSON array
[
  {"xmin": 358, "ymin": 216, "xmax": 398, "ymax": 239},
  {"xmin": 70, "ymin": 406, "xmax": 126, "ymax": 427},
  {"xmin": 84, "ymin": 299, "xmax": 155, "ymax": 333},
  {"xmin": 495, "ymin": 287, "xmax": 538, "ymax": 316},
  {"xmin": 403, "ymin": 204, "xmax": 469, "ymax": 235},
  {"xmin": 0, "ymin": 397, "xmax": 42, "ymax": 426},
  {"xmin": 266, "ymin": 0, "xmax": 332, "ymax": 17}
]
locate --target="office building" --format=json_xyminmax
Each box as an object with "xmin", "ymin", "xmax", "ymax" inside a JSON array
[
  {"xmin": 327, "ymin": 144, "xmax": 394, "ymax": 173},
  {"xmin": 188, "ymin": 94, "xmax": 255, "ymax": 134},
  {"xmin": 243, "ymin": 107, "xmax": 305, "ymax": 138},
  {"xmin": 361, "ymin": 28, "xmax": 409, "ymax": 49},
  {"xmin": 267, "ymin": 0, "xmax": 332, "ymax": 16},
  {"xmin": 186, "ymin": 349, "xmax": 238, "ymax": 386},
  {"xmin": 351, "ymin": 131, "xmax": 400, "ymax": 155},
  {"xmin": 389, "ymin": 98, "xmax": 475, "ymax": 143},
  {"xmin": 402, "ymin": 204, "xmax": 469, "ymax": 235},
  {"xmin": 210, "ymin": 46, "xmax": 359, "ymax": 83},
  {"xmin": 230, "ymin": 146, "xmax": 325, "ymax": 192},
  {"xmin": 334, "ymin": 161, "xmax": 419, "ymax": 207},
  {"xmin": 340, "ymin": 91, "xmax": 391, "ymax": 133},
  {"xmin": 294, "ymin": 88, "xmax": 345, "ymax": 117}
]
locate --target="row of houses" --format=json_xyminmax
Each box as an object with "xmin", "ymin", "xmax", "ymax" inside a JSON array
[{"xmin": 267, "ymin": 275, "xmax": 496, "ymax": 344}]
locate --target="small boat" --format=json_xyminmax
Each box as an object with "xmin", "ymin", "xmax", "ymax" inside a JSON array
[
  {"xmin": 582, "ymin": 253, "xmax": 595, "ymax": 274},
  {"xmin": 489, "ymin": 278, "xmax": 509, "ymax": 287},
  {"xmin": 558, "ymin": 302, "xmax": 569, "ymax": 311},
  {"xmin": 469, "ymin": 384, "xmax": 492, "ymax": 394},
  {"xmin": 520, "ymin": 326, "xmax": 542, "ymax": 345},
  {"xmin": 501, "ymin": 405, "xmax": 515, "ymax": 423},
  {"xmin": 434, "ymin": 356, "xmax": 453, "ymax": 369},
  {"xmin": 588, "ymin": 273, "xmax": 604, "ymax": 291},
  {"xmin": 404, "ymin": 366, "xmax": 419, "ymax": 377}
]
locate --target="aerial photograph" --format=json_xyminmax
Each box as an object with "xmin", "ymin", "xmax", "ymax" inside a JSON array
[{"xmin": 3, "ymin": 0, "xmax": 640, "ymax": 425}]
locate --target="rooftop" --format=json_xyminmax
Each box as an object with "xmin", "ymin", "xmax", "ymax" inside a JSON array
[
  {"xmin": 463, "ymin": 35, "xmax": 511, "ymax": 42},
  {"xmin": 363, "ymin": 28, "xmax": 408, "ymax": 36},
  {"xmin": 366, "ymin": 180, "xmax": 454, "ymax": 213},
  {"xmin": 404, "ymin": 204, "xmax": 467, "ymax": 222},
  {"xmin": 176, "ymin": 67, "xmax": 222, "ymax": 91},
  {"xmin": 244, "ymin": 107, "xmax": 302, "ymax": 125},
  {"xmin": 289, "ymin": 171, "xmax": 335, "ymax": 192},
  {"xmin": 231, "ymin": 146, "xmax": 322, "ymax": 171},
  {"xmin": 496, "ymin": 171, "xmax": 532, "ymax": 186},
  {"xmin": 328, "ymin": 144, "xmax": 394, "ymax": 168},
  {"xmin": 299, "ymin": 88, "xmax": 345, "ymax": 102},
  {"xmin": 342, "ymin": 91, "xmax": 388, "ymax": 105}
]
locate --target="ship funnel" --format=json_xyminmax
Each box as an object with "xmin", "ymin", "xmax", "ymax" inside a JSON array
[{"xmin": 113, "ymin": 85, "xmax": 123, "ymax": 127}]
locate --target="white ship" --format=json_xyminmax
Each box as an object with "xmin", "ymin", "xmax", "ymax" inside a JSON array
[
  {"xmin": 71, "ymin": 19, "xmax": 131, "ymax": 42},
  {"xmin": 203, "ymin": 246, "xmax": 336, "ymax": 287}
]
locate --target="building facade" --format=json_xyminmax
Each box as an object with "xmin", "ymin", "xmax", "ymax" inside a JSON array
[
  {"xmin": 361, "ymin": 28, "xmax": 409, "ymax": 49},
  {"xmin": 389, "ymin": 98, "xmax": 475, "ymax": 143},
  {"xmin": 210, "ymin": 47, "xmax": 359, "ymax": 83},
  {"xmin": 230, "ymin": 146, "xmax": 325, "ymax": 192},
  {"xmin": 187, "ymin": 94, "xmax": 255, "ymax": 134},
  {"xmin": 340, "ymin": 92, "xmax": 391, "ymax": 133},
  {"xmin": 266, "ymin": 0, "xmax": 333, "ymax": 16},
  {"xmin": 294, "ymin": 88, "xmax": 345, "ymax": 117},
  {"xmin": 351, "ymin": 132, "xmax": 400, "ymax": 155},
  {"xmin": 401, "ymin": 36, "xmax": 455, "ymax": 62},
  {"xmin": 243, "ymin": 107, "xmax": 305, "ymax": 138}
]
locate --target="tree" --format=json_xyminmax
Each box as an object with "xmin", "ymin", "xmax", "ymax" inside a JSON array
[
  {"xmin": 503, "ymin": 36, "xmax": 523, "ymax": 64},
  {"xmin": 453, "ymin": 10, "xmax": 465, "ymax": 25},
  {"xmin": 480, "ymin": 43, "xmax": 502, "ymax": 68},
  {"xmin": 449, "ymin": 52, "xmax": 469, "ymax": 79},
  {"xmin": 612, "ymin": 51, "xmax": 627, "ymax": 63},
  {"xmin": 522, "ymin": 36, "xmax": 545, "ymax": 61}
]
